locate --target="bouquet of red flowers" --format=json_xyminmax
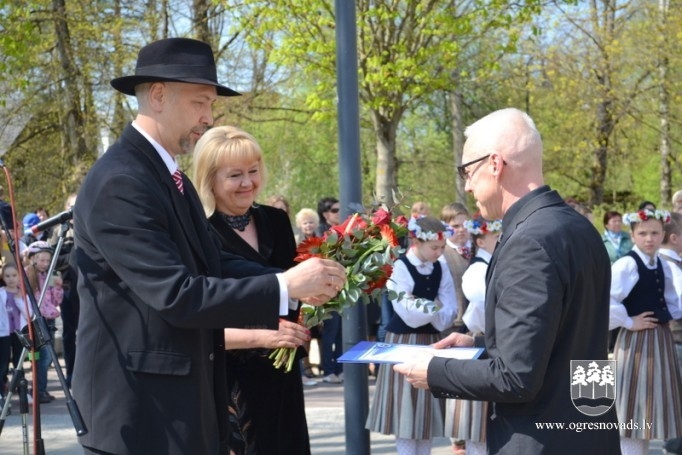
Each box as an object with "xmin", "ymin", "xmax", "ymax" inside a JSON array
[{"xmin": 269, "ymin": 207, "xmax": 408, "ymax": 371}]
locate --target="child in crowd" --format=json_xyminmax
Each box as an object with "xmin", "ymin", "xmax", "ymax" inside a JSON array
[
  {"xmin": 609, "ymin": 209, "xmax": 682, "ymax": 455},
  {"xmin": 24, "ymin": 241, "xmax": 63, "ymax": 404},
  {"xmin": 655, "ymin": 212, "xmax": 682, "ymax": 455},
  {"xmin": 0, "ymin": 263, "xmax": 29, "ymax": 402},
  {"xmin": 440, "ymin": 203, "xmax": 471, "ymax": 334},
  {"xmin": 367, "ymin": 216, "xmax": 458, "ymax": 455},
  {"xmin": 444, "ymin": 216, "xmax": 502, "ymax": 455}
]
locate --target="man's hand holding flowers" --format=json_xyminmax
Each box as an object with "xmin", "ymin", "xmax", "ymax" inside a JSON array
[{"xmin": 282, "ymin": 256, "xmax": 347, "ymax": 303}]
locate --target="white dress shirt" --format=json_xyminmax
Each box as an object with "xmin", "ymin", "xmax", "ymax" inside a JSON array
[{"xmin": 461, "ymin": 248, "xmax": 493, "ymax": 334}]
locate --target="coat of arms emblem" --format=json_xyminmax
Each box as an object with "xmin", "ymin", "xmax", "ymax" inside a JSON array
[{"xmin": 570, "ymin": 360, "xmax": 616, "ymax": 416}]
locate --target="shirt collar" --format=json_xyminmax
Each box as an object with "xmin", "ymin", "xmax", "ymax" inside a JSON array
[
  {"xmin": 475, "ymin": 248, "xmax": 493, "ymax": 262},
  {"xmin": 447, "ymin": 239, "xmax": 471, "ymax": 250},
  {"xmin": 604, "ymin": 230, "xmax": 621, "ymax": 240},
  {"xmin": 132, "ymin": 121, "xmax": 178, "ymax": 174},
  {"xmin": 658, "ymin": 247, "xmax": 682, "ymax": 262},
  {"xmin": 632, "ymin": 245, "xmax": 657, "ymax": 268},
  {"xmin": 502, "ymin": 185, "xmax": 550, "ymax": 231},
  {"xmin": 406, "ymin": 249, "xmax": 429, "ymax": 268}
]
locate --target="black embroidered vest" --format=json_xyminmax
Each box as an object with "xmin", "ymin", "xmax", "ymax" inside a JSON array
[
  {"xmin": 386, "ymin": 256, "xmax": 441, "ymax": 334},
  {"xmin": 622, "ymin": 251, "xmax": 672, "ymax": 324}
]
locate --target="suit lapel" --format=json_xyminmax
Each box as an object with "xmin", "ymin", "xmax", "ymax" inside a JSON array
[{"xmin": 122, "ymin": 126, "xmax": 210, "ymax": 273}]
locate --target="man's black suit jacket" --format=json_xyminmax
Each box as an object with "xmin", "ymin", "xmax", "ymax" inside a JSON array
[
  {"xmin": 429, "ymin": 186, "xmax": 621, "ymax": 454},
  {"xmin": 73, "ymin": 124, "xmax": 281, "ymax": 455}
]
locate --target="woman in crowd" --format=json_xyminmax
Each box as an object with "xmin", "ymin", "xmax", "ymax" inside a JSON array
[
  {"xmin": 367, "ymin": 216, "xmax": 458, "ymax": 455},
  {"xmin": 609, "ymin": 209, "xmax": 682, "ymax": 455},
  {"xmin": 193, "ymin": 125, "xmax": 311, "ymax": 454},
  {"xmin": 602, "ymin": 210, "xmax": 634, "ymax": 265},
  {"xmin": 295, "ymin": 208, "xmax": 319, "ymax": 245},
  {"xmin": 266, "ymin": 194, "xmax": 290, "ymax": 215}
]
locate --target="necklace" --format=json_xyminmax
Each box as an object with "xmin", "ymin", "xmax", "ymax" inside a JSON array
[{"xmin": 221, "ymin": 209, "xmax": 252, "ymax": 232}]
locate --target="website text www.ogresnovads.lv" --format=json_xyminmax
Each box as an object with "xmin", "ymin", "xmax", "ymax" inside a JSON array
[{"xmin": 535, "ymin": 419, "xmax": 652, "ymax": 433}]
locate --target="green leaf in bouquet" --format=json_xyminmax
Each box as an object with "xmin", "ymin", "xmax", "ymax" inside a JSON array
[
  {"xmin": 347, "ymin": 287, "xmax": 362, "ymax": 302},
  {"xmin": 351, "ymin": 229, "xmax": 365, "ymax": 241},
  {"xmin": 352, "ymin": 273, "xmax": 367, "ymax": 284},
  {"xmin": 306, "ymin": 314, "xmax": 320, "ymax": 327},
  {"xmin": 342, "ymin": 246, "xmax": 359, "ymax": 259},
  {"xmin": 363, "ymin": 263, "xmax": 379, "ymax": 274},
  {"xmin": 386, "ymin": 289, "xmax": 402, "ymax": 301}
]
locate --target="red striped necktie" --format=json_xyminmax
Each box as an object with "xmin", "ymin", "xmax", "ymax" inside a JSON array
[
  {"xmin": 172, "ymin": 169, "xmax": 184, "ymax": 194},
  {"xmin": 458, "ymin": 246, "xmax": 471, "ymax": 260}
]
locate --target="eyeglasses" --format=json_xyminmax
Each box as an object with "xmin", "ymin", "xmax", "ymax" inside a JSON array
[
  {"xmin": 329, "ymin": 207, "xmax": 340, "ymax": 214},
  {"xmin": 457, "ymin": 154, "xmax": 490, "ymax": 180}
]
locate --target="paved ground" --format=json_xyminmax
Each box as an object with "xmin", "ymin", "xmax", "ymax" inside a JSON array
[
  {"xmin": 0, "ymin": 361, "xmax": 452, "ymax": 455},
  {"xmin": 0, "ymin": 360, "xmax": 666, "ymax": 454}
]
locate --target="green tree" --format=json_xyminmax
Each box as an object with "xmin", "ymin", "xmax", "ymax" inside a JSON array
[{"xmin": 232, "ymin": 0, "xmax": 544, "ymax": 206}]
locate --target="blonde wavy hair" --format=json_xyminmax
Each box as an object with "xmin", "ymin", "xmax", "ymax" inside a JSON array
[{"xmin": 192, "ymin": 126, "xmax": 268, "ymax": 217}]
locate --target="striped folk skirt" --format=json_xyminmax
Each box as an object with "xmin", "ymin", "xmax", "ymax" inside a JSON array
[
  {"xmin": 614, "ymin": 324, "xmax": 682, "ymax": 439},
  {"xmin": 366, "ymin": 331, "xmax": 446, "ymax": 439},
  {"xmin": 444, "ymin": 398, "xmax": 487, "ymax": 442}
]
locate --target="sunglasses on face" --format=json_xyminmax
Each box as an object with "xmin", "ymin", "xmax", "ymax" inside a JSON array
[{"xmin": 329, "ymin": 207, "xmax": 340, "ymax": 214}]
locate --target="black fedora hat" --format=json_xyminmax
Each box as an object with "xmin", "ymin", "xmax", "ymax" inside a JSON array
[{"xmin": 110, "ymin": 37, "xmax": 240, "ymax": 97}]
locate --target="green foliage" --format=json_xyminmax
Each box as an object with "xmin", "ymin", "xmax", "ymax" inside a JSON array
[{"xmin": 2, "ymin": 0, "xmax": 682, "ymax": 219}]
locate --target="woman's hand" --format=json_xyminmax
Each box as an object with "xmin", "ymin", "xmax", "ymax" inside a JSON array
[
  {"xmin": 630, "ymin": 311, "xmax": 657, "ymax": 331},
  {"xmin": 267, "ymin": 319, "xmax": 310, "ymax": 349}
]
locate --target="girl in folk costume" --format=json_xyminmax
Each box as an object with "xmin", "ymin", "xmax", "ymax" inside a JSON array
[
  {"xmin": 444, "ymin": 217, "xmax": 501, "ymax": 455},
  {"xmin": 609, "ymin": 209, "xmax": 682, "ymax": 455},
  {"xmin": 367, "ymin": 216, "xmax": 458, "ymax": 455}
]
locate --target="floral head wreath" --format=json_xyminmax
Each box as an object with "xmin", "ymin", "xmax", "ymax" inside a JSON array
[
  {"xmin": 623, "ymin": 209, "xmax": 671, "ymax": 226},
  {"xmin": 407, "ymin": 216, "xmax": 453, "ymax": 241},
  {"xmin": 464, "ymin": 218, "xmax": 502, "ymax": 236}
]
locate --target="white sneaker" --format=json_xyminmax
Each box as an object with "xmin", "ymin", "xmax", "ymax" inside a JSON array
[
  {"xmin": 322, "ymin": 374, "xmax": 342, "ymax": 384},
  {"xmin": 302, "ymin": 377, "xmax": 318, "ymax": 386}
]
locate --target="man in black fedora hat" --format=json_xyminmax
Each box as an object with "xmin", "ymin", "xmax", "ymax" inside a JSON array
[{"xmin": 73, "ymin": 37, "xmax": 346, "ymax": 455}]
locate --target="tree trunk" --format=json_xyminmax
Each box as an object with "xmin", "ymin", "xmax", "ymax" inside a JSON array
[
  {"xmin": 193, "ymin": 0, "xmax": 212, "ymax": 44},
  {"xmin": 111, "ymin": 0, "xmax": 127, "ymax": 142},
  {"xmin": 659, "ymin": 0, "xmax": 671, "ymax": 206},
  {"xmin": 588, "ymin": 0, "xmax": 615, "ymax": 206},
  {"xmin": 53, "ymin": 0, "xmax": 89, "ymax": 186},
  {"xmin": 372, "ymin": 110, "xmax": 399, "ymax": 207},
  {"xmin": 449, "ymin": 88, "xmax": 466, "ymax": 204},
  {"xmin": 590, "ymin": 98, "xmax": 611, "ymax": 206}
]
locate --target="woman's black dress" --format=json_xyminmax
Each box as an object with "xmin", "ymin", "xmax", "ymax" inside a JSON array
[{"xmin": 210, "ymin": 204, "xmax": 310, "ymax": 455}]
